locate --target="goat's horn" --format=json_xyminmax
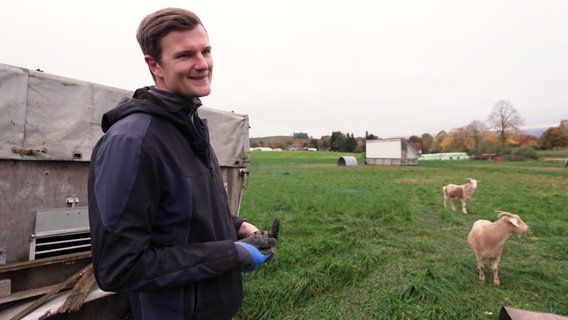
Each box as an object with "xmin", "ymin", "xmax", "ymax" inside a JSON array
[{"xmin": 495, "ymin": 210, "xmax": 512, "ymax": 217}]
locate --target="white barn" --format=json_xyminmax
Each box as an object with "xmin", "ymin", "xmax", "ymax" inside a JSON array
[{"xmin": 365, "ymin": 138, "xmax": 420, "ymax": 166}]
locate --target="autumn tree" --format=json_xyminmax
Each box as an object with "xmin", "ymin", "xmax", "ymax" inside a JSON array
[
  {"xmin": 408, "ymin": 135, "xmax": 423, "ymax": 153},
  {"xmin": 464, "ymin": 120, "xmax": 487, "ymax": 152},
  {"xmin": 539, "ymin": 127, "xmax": 568, "ymax": 150},
  {"xmin": 269, "ymin": 138, "xmax": 291, "ymax": 149},
  {"xmin": 447, "ymin": 127, "xmax": 469, "ymax": 152},
  {"xmin": 432, "ymin": 130, "xmax": 451, "ymax": 152},
  {"xmin": 487, "ymin": 100, "xmax": 523, "ymax": 148},
  {"xmin": 420, "ymin": 133, "xmax": 434, "ymax": 154},
  {"xmin": 317, "ymin": 135, "xmax": 331, "ymax": 151}
]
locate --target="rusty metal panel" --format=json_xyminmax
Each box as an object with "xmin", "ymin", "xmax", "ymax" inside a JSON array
[
  {"xmin": 0, "ymin": 64, "xmax": 129, "ymax": 161},
  {"xmin": 0, "ymin": 161, "xmax": 246, "ymax": 264},
  {"xmin": 0, "ymin": 63, "xmax": 250, "ymax": 265},
  {"xmin": 1, "ymin": 63, "xmax": 249, "ymax": 167},
  {"xmin": 0, "ymin": 160, "xmax": 89, "ymax": 264},
  {"xmin": 0, "ymin": 65, "xmax": 27, "ymax": 153}
]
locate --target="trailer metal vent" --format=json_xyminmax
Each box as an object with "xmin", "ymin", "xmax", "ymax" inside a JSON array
[{"xmin": 30, "ymin": 207, "xmax": 91, "ymax": 260}]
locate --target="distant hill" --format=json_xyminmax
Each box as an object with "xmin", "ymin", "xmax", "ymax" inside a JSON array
[
  {"xmin": 250, "ymin": 135, "xmax": 293, "ymax": 142},
  {"xmin": 251, "ymin": 127, "xmax": 551, "ymax": 141},
  {"xmin": 522, "ymin": 127, "xmax": 547, "ymax": 138}
]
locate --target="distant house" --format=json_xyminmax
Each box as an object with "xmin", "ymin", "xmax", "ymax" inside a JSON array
[
  {"xmin": 287, "ymin": 144, "xmax": 302, "ymax": 151},
  {"xmin": 365, "ymin": 138, "xmax": 420, "ymax": 166}
]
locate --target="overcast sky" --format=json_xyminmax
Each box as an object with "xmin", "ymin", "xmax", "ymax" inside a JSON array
[{"xmin": 1, "ymin": 0, "xmax": 567, "ymax": 138}]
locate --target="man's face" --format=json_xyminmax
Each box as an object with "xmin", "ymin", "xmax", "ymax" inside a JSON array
[{"xmin": 146, "ymin": 25, "xmax": 213, "ymax": 101}]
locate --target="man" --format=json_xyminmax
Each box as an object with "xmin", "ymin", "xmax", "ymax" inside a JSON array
[{"xmin": 88, "ymin": 8, "xmax": 276, "ymax": 320}]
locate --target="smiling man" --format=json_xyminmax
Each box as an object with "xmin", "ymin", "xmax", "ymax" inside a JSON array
[
  {"xmin": 143, "ymin": 26, "xmax": 213, "ymax": 100},
  {"xmin": 88, "ymin": 8, "xmax": 276, "ymax": 320}
]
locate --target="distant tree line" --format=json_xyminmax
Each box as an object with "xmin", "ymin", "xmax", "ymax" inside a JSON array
[
  {"xmin": 411, "ymin": 101, "xmax": 568, "ymax": 157},
  {"xmin": 250, "ymin": 100, "xmax": 568, "ymax": 157}
]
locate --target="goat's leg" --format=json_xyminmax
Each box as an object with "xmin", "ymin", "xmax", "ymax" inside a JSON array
[
  {"xmin": 443, "ymin": 188, "xmax": 448, "ymax": 208},
  {"xmin": 475, "ymin": 255, "xmax": 485, "ymax": 283},
  {"xmin": 489, "ymin": 257, "xmax": 500, "ymax": 286},
  {"xmin": 477, "ymin": 263, "xmax": 485, "ymax": 283},
  {"xmin": 461, "ymin": 199, "xmax": 468, "ymax": 214},
  {"xmin": 449, "ymin": 199, "xmax": 456, "ymax": 212}
]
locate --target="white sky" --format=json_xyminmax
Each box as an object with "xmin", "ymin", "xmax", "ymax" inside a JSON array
[{"xmin": 1, "ymin": 0, "xmax": 567, "ymax": 138}]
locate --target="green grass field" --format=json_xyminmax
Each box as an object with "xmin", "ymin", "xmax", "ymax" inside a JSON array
[{"xmin": 235, "ymin": 151, "xmax": 568, "ymax": 320}]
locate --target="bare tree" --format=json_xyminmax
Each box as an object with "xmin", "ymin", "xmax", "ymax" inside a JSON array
[{"xmin": 487, "ymin": 100, "xmax": 523, "ymax": 148}]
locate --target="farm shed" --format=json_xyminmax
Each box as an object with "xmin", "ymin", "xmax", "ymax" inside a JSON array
[
  {"xmin": 337, "ymin": 156, "xmax": 357, "ymax": 166},
  {"xmin": 365, "ymin": 138, "xmax": 419, "ymax": 166}
]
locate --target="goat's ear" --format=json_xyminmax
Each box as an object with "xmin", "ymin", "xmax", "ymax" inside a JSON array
[{"xmin": 509, "ymin": 218, "xmax": 519, "ymax": 227}]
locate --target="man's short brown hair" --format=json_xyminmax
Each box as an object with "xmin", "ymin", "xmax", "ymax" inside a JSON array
[{"xmin": 136, "ymin": 8, "xmax": 203, "ymax": 63}]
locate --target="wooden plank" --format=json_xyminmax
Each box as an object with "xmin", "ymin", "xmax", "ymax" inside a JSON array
[
  {"xmin": 57, "ymin": 265, "xmax": 95, "ymax": 313},
  {"xmin": 0, "ymin": 252, "xmax": 91, "ymax": 274},
  {"xmin": 9, "ymin": 264, "xmax": 92, "ymax": 320},
  {"xmin": 0, "ymin": 282, "xmax": 75, "ymax": 305},
  {"xmin": 0, "ymin": 279, "xmax": 10, "ymax": 298}
]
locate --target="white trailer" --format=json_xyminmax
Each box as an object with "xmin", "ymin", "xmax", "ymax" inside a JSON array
[{"xmin": 365, "ymin": 138, "xmax": 420, "ymax": 166}]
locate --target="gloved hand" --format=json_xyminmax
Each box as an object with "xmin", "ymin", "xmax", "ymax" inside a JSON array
[{"xmin": 234, "ymin": 232, "xmax": 277, "ymax": 272}]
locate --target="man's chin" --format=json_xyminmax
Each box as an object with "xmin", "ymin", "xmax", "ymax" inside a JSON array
[
  {"xmin": 179, "ymin": 89, "xmax": 211, "ymax": 101},
  {"xmin": 199, "ymin": 90, "xmax": 211, "ymax": 97},
  {"xmin": 193, "ymin": 87, "xmax": 211, "ymax": 98}
]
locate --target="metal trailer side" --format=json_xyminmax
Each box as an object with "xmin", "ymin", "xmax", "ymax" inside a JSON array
[{"xmin": 0, "ymin": 63, "xmax": 250, "ymax": 319}]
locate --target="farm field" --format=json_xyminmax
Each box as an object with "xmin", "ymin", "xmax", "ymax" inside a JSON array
[{"xmin": 235, "ymin": 151, "xmax": 568, "ymax": 320}]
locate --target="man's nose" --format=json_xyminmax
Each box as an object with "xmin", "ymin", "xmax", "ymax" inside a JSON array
[{"xmin": 194, "ymin": 54, "xmax": 209, "ymax": 70}]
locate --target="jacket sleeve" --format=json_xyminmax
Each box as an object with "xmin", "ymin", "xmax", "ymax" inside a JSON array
[
  {"xmin": 232, "ymin": 216, "xmax": 246, "ymax": 237},
  {"xmin": 89, "ymin": 119, "xmax": 241, "ymax": 292}
]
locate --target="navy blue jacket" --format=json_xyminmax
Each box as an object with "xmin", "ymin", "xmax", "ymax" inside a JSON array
[{"xmin": 88, "ymin": 87, "xmax": 245, "ymax": 320}]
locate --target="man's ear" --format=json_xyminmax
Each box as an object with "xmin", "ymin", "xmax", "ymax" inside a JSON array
[{"xmin": 144, "ymin": 55, "xmax": 161, "ymax": 77}]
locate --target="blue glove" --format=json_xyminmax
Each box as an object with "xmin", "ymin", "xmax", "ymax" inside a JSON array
[{"xmin": 234, "ymin": 241, "xmax": 274, "ymax": 273}]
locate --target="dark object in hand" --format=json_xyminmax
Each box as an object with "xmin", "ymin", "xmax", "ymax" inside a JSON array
[
  {"xmin": 241, "ymin": 217, "xmax": 280, "ymax": 254},
  {"xmin": 269, "ymin": 217, "xmax": 280, "ymax": 240}
]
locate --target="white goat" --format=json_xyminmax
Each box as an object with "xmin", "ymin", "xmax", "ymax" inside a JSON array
[
  {"xmin": 466, "ymin": 211, "xmax": 529, "ymax": 286},
  {"xmin": 443, "ymin": 178, "xmax": 478, "ymax": 214}
]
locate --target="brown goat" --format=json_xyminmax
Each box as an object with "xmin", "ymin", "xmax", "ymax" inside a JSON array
[
  {"xmin": 443, "ymin": 178, "xmax": 478, "ymax": 214},
  {"xmin": 467, "ymin": 211, "xmax": 529, "ymax": 286}
]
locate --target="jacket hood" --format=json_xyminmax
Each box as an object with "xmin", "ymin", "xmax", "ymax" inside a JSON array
[{"xmin": 101, "ymin": 87, "xmax": 201, "ymax": 133}]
